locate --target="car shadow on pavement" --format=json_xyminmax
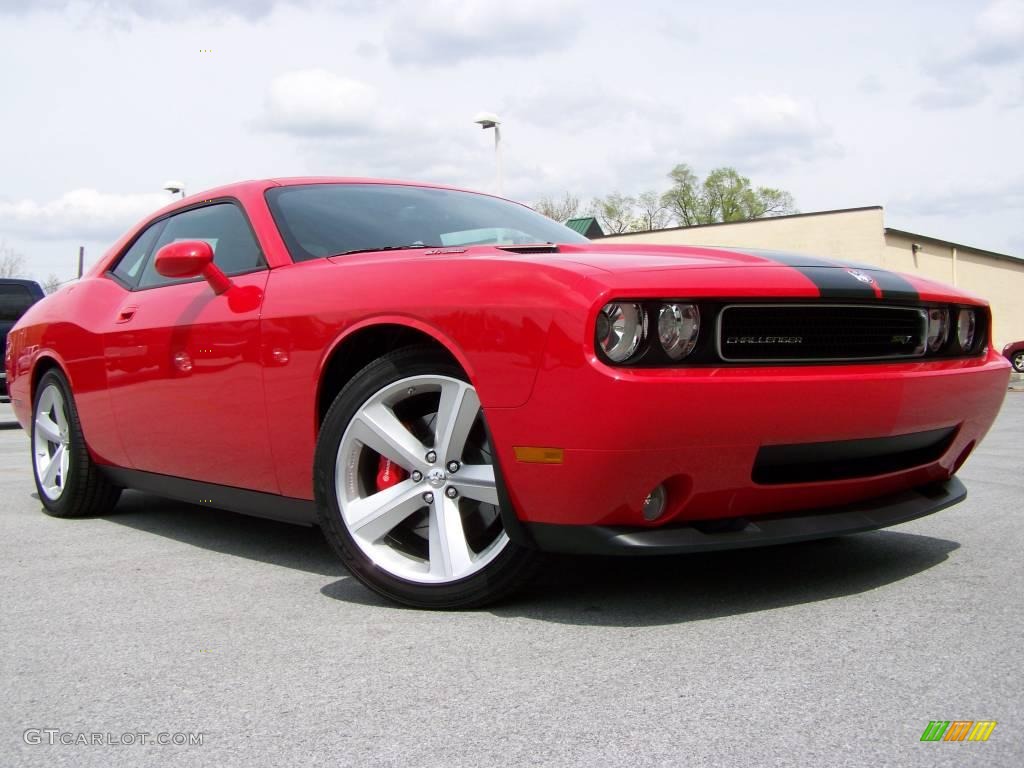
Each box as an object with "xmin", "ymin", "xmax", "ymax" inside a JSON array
[
  {"xmin": 484, "ymin": 531, "xmax": 960, "ymax": 626},
  {"xmin": 100, "ymin": 491, "xmax": 960, "ymax": 622},
  {"xmin": 102, "ymin": 490, "xmax": 346, "ymax": 578}
]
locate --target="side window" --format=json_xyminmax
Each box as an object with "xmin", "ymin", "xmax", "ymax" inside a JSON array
[
  {"xmin": 138, "ymin": 203, "xmax": 264, "ymax": 290},
  {"xmin": 111, "ymin": 220, "xmax": 163, "ymax": 288},
  {"xmin": 0, "ymin": 284, "xmax": 35, "ymax": 322}
]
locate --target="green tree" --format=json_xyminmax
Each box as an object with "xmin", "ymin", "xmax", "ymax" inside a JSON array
[
  {"xmin": 661, "ymin": 164, "xmax": 796, "ymax": 226},
  {"xmin": 633, "ymin": 190, "xmax": 671, "ymax": 231},
  {"xmin": 660, "ymin": 164, "xmax": 704, "ymax": 226},
  {"xmin": 589, "ymin": 192, "xmax": 637, "ymax": 234},
  {"xmin": 533, "ymin": 192, "xmax": 581, "ymax": 223}
]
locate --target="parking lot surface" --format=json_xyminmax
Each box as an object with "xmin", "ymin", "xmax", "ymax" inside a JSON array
[{"xmin": 1, "ymin": 395, "xmax": 1021, "ymax": 767}]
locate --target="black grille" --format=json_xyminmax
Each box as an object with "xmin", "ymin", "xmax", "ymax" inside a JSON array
[{"xmin": 719, "ymin": 304, "xmax": 926, "ymax": 362}]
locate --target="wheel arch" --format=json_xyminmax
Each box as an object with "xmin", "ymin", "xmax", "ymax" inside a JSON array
[
  {"xmin": 315, "ymin": 319, "xmax": 472, "ymax": 428},
  {"xmin": 30, "ymin": 353, "xmax": 68, "ymax": 407}
]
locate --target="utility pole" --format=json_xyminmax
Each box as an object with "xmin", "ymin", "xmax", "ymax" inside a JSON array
[{"xmin": 77, "ymin": 246, "xmax": 84, "ymax": 279}]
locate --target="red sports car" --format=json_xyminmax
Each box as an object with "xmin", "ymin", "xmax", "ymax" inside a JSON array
[{"xmin": 5, "ymin": 178, "xmax": 1011, "ymax": 608}]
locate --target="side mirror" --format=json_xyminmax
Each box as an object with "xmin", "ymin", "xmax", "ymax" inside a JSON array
[{"xmin": 154, "ymin": 240, "xmax": 232, "ymax": 295}]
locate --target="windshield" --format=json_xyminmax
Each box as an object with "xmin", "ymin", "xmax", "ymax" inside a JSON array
[{"xmin": 265, "ymin": 183, "xmax": 589, "ymax": 261}]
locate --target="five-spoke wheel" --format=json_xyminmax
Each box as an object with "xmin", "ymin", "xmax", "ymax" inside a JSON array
[
  {"xmin": 314, "ymin": 347, "xmax": 536, "ymax": 608},
  {"xmin": 33, "ymin": 381, "xmax": 71, "ymax": 501}
]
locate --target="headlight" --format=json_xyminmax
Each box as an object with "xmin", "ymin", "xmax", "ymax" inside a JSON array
[
  {"xmin": 956, "ymin": 308, "xmax": 976, "ymax": 350},
  {"xmin": 596, "ymin": 302, "xmax": 647, "ymax": 362},
  {"xmin": 925, "ymin": 307, "xmax": 949, "ymax": 352},
  {"xmin": 657, "ymin": 303, "xmax": 700, "ymax": 360}
]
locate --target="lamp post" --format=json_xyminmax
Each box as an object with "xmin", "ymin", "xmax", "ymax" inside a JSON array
[
  {"xmin": 473, "ymin": 112, "xmax": 503, "ymax": 195},
  {"xmin": 163, "ymin": 180, "xmax": 186, "ymax": 199}
]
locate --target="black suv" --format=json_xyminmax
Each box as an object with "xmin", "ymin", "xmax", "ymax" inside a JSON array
[{"xmin": 1, "ymin": 279, "xmax": 45, "ymax": 398}]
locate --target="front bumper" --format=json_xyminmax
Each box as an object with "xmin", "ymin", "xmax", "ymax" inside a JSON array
[
  {"xmin": 487, "ymin": 345, "xmax": 1009, "ymax": 530},
  {"xmin": 525, "ymin": 477, "xmax": 965, "ymax": 554}
]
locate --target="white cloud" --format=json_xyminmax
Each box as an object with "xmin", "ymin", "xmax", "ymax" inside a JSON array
[
  {"xmin": 706, "ymin": 94, "xmax": 841, "ymax": 170},
  {"xmin": 260, "ymin": 69, "xmax": 486, "ymax": 185},
  {"xmin": 385, "ymin": 0, "xmax": 583, "ymax": 65},
  {"xmin": 918, "ymin": 0, "xmax": 1023, "ymax": 108},
  {"xmin": 0, "ymin": 0, "xmax": 282, "ymax": 21},
  {"xmin": 263, "ymin": 69, "xmax": 382, "ymax": 136},
  {"xmin": 927, "ymin": 0, "xmax": 1024, "ymax": 72},
  {"xmin": 892, "ymin": 177, "xmax": 1024, "ymax": 218},
  {"xmin": 963, "ymin": 0, "xmax": 1024, "ymax": 67},
  {"xmin": 0, "ymin": 189, "xmax": 168, "ymax": 241},
  {"xmin": 915, "ymin": 80, "xmax": 989, "ymax": 110},
  {"xmin": 858, "ymin": 73, "xmax": 884, "ymax": 95}
]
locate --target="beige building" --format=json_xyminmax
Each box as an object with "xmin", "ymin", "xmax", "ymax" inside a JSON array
[{"xmin": 598, "ymin": 206, "xmax": 1024, "ymax": 350}]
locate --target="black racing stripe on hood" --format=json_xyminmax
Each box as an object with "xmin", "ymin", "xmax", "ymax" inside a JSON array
[
  {"xmin": 741, "ymin": 249, "xmax": 919, "ymax": 301},
  {"xmin": 790, "ymin": 266, "xmax": 879, "ymax": 299},
  {"xmin": 749, "ymin": 251, "xmax": 877, "ymax": 299},
  {"xmin": 852, "ymin": 269, "xmax": 918, "ymax": 301}
]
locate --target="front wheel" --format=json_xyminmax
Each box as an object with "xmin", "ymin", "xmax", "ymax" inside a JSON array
[
  {"xmin": 1012, "ymin": 351, "xmax": 1024, "ymax": 373},
  {"xmin": 314, "ymin": 346, "xmax": 537, "ymax": 608}
]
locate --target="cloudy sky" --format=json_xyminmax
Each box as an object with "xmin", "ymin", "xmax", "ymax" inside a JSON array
[{"xmin": 0, "ymin": 0, "xmax": 1021, "ymax": 282}]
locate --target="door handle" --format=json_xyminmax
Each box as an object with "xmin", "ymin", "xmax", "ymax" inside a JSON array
[{"xmin": 116, "ymin": 306, "xmax": 138, "ymax": 323}]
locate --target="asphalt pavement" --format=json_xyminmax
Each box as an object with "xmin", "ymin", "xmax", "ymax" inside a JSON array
[{"xmin": 1, "ymin": 395, "xmax": 1021, "ymax": 767}]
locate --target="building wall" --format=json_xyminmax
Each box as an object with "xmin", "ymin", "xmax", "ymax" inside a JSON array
[
  {"xmin": 884, "ymin": 232, "xmax": 1024, "ymax": 350},
  {"xmin": 600, "ymin": 207, "xmax": 888, "ymax": 265},
  {"xmin": 600, "ymin": 208, "xmax": 1024, "ymax": 350}
]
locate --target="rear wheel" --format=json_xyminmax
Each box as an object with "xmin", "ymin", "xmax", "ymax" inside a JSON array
[
  {"xmin": 314, "ymin": 346, "xmax": 537, "ymax": 608},
  {"xmin": 32, "ymin": 369, "xmax": 121, "ymax": 517},
  {"xmin": 1012, "ymin": 351, "xmax": 1024, "ymax": 373}
]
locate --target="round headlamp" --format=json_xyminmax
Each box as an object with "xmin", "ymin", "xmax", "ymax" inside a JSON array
[
  {"xmin": 596, "ymin": 302, "xmax": 647, "ymax": 362},
  {"xmin": 657, "ymin": 303, "xmax": 700, "ymax": 360},
  {"xmin": 956, "ymin": 308, "xmax": 976, "ymax": 351},
  {"xmin": 925, "ymin": 307, "xmax": 949, "ymax": 352}
]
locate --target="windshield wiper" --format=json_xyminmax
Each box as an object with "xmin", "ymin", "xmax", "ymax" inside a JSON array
[{"xmin": 330, "ymin": 244, "xmax": 437, "ymax": 257}]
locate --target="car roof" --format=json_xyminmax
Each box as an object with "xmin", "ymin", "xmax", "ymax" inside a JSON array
[{"xmin": 0, "ymin": 277, "xmax": 44, "ymax": 290}]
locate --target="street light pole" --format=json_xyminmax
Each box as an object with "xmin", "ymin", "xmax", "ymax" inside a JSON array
[
  {"xmin": 493, "ymin": 123, "xmax": 503, "ymax": 196},
  {"xmin": 473, "ymin": 112, "xmax": 503, "ymax": 195},
  {"xmin": 163, "ymin": 180, "xmax": 186, "ymax": 199}
]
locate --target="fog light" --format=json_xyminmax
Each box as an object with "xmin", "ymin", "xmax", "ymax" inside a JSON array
[{"xmin": 642, "ymin": 484, "xmax": 668, "ymax": 521}]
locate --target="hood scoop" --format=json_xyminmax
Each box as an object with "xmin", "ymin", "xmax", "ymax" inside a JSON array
[{"xmin": 496, "ymin": 244, "xmax": 560, "ymax": 255}]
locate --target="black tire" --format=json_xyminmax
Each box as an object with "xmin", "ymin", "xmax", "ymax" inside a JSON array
[
  {"xmin": 314, "ymin": 346, "xmax": 538, "ymax": 609},
  {"xmin": 31, "ymin": 369, "xmax": 121, "ymax": 518},
  {"xmin": 1012, "ymin": 352, "xmax": 1024, "ymax": 373}
]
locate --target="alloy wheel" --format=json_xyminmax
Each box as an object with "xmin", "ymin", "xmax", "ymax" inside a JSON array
[
  {"xmin": 335, "ymin": 375, "xmax": 509, "ymax": 584},
  {"xmin": 34, "ymin": 383, "xmax": 71, "ymax": 501}
]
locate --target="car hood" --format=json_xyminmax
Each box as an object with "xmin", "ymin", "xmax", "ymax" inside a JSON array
[
  {"xmin": 511, "ymin": 243, "xmax": 983, "ymax": 305},
  {"xmin": 326, "ymin": 242, "xmax": 986, "ymax": 306},
  {"xmin": 545, "ymin": 243, "xmax": 883, "ymax": 273}
]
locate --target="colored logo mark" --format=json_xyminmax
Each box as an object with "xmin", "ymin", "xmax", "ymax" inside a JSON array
[{"xmin": 920, "ymin": 720, "xmax": 997, "ymax": 742}]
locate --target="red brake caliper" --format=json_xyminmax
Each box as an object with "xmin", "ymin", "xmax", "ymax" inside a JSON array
[{"xmin": 376, "ymin": 456, "xmax": 408, "ymax": 491}]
